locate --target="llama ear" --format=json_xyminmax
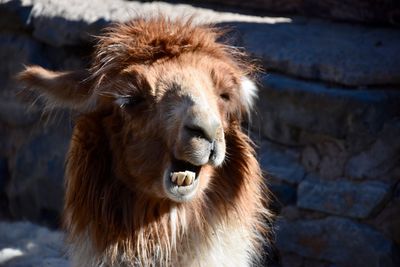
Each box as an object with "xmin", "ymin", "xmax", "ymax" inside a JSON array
[
  {"xmin": 17, "ymin": 66, "xmax": 95, "ymax": 110},
  {"xmin": 240, "ymin": 76, "xmax": 258, "ymax": 114}
]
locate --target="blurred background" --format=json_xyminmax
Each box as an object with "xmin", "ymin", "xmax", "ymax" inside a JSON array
[{"xmin": 0, "ymin": 0, "xmax": 400, "ymax": 266}]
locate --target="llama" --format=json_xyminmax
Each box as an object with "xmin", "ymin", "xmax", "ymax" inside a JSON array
[{"xmin": 18, "ymin": 17, "xmax": 272, "ymax": 267}]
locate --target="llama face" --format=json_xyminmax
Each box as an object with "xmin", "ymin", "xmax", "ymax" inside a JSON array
[
  {"xmin": 107, "ymin": 54, "xmax": 245, "ymax": 202},
  {"xmin": 17, "ymin": 19, "xmax": 258, "ymax": 204}
]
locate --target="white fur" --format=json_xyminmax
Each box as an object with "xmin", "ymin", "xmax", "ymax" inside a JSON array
[
  {"xmin": 69, "ymin": 219, "xmax": 255, "ymax": 267},
  {"xmin": 240, "ymin": 77, "xmax": 258, "ymax": 114},
  {"xmin": 69, "ymin": 235, "xmax": 101, "ymax": 267},
  {"xmin": 182, "ymin": 224, "xmax": 254, "ymax": 267}
]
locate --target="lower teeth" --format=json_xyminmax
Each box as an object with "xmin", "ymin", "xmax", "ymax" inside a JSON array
[{"xmin": 170, "ymin": 170, "xmax": 196, "ymax": 186}]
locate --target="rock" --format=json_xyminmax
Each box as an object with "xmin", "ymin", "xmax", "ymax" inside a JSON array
[
  {"xmin": 260, "ymin": 140, "xmax": 305, "ymax": 184},
  {"xmin": 0, "ymin": 0, "xmax": 33, "ymax": 31},
  {"xmin": 0, "ymin": 33, "xmax": 48, "ymax": 82},
  {"xmin": 345, "ymin": 120, "xmax": 400, "ymax": 180},
  {"xmin": 269, "ymin": 182, "xmax": 296, "ymax": 209},
  {"xmin": 280, "ymin": 205, "xmax": 327, "ymax": 221},
  {"xmin": 0, "ymin": 100, "xmax": 40, "ymax": 127},
  {"xmin": 253, "ymin": 110, "xmax": 304, "ymax": 146},
  {"xmin": 280, "ymin": 205, "xmax": 301, "ymax": 221},
  {"xmin": 316, "ymin": 139, "xmax": 347, "ymax": 180},
  {"xmin": 6, "ymin": 120, "xmax": 71, "ymax": 226},
  {"xmin": 0, "ymin": 33, "xmax": 51, "ymax": 128},
  {"xmin": 0, "ymin": 32, "xmax": 87, "ymax": 130},
  {"xmin": 0, "ymin": 157, "xmax": 11, "ymax": 219},
  {"xmin": 0, "ymin": 221, "xmax": 68, "ymax": 267},
  {"xmin": 28, "ymin": 0, "xmax": 113, "ymax": 46},
  {"xmin": 257, "ymin": 74, "xmax": 400, "ymax": 143},
  {"xmin": 301, "ymin": 139, "xmax": 347, "ymax": 180},
  {"xmin": 42, "ymin": 45, "xmax": 88, "ymax": 71},
  {"xmin": 368, "ymin": 183, "xmax": 400, "ymax": 244},
  {"xmin": 370, "ymin": 200, "xmax": 400, "ymax": 245},
  {"xmin": 203, "ymin": 0, "xmax": 400, "ymax": 27},
  {"xmin": 303, "ymin": 258, "xmax": 332, "ymax": 267},
  {"xmin": 0, "ymin": 157, "xmax": 8, "ymax": 188},
  {"xmin": 297, "ymin": 177, "xmax": 390, "ymax": 218},
  {"xmin": 301, "ymin": 146, "xmax": 320, "ymax": 173},
  {"xmin": 280, "ymin": 252, "xmax": 303, "ymax": 267},
  {"xmin": 7, "ymin": 0, "xmax": 290, "ymax": 47},
  {"xmin": 234, "ymin": 20, "xmax": 400, "ymax": 86},
  {"xmin": 276, "ymin": 216, "xmax": 400, "ymax": 267},
  {"xmin": 6, "ymin": 1, "xmax": 400, "ymax": 87}
]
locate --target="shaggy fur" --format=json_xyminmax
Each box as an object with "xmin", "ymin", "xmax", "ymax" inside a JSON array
[{"xmin": 18, "ymin": 17, "xmax": 272, "ymax": 267}]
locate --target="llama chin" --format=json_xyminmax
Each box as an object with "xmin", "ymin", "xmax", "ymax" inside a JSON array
[{"xmin": 17, "ymin": 17, "xmax": 272, "ymax": 267}]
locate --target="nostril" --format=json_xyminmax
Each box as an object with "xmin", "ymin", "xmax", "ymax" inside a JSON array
[
  {"xmin": 184, "ymin": 125, "xmax": 209, "ymax": 140},
  {"xmin": 184, "ymin": 117, "xmax": 220, "ymax": 142},
  {"xmin": 210, "ymin": 140, "xmax": 215, "ymax": 151},
  {"xmin": 209, "ymin": 141, "xmax": 216, "ymax": 160}
]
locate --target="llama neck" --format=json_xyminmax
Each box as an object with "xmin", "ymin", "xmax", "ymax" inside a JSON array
[{"xmin": 65, "ymin": 118, "xmax": 268, "ymax": 266}]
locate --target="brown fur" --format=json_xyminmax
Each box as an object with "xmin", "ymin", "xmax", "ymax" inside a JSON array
[{"xmin": 18, "ymin": 17, "xmax": 271, "ymax": 266}]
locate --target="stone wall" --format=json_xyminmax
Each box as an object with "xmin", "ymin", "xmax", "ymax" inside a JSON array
[
  {"xmin": 187, "ymin": 0, "xmax": 400, "ymax": 27},
  {"xmin": 0, "ymin": 0, "xmax": 399, "ymax": 266}
]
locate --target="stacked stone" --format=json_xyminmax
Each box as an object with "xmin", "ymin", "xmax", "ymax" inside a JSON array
[
  {"xmin": 248, "ymin": 17, "xmax": 400, "ymax": 267},
  {"xmin": 0, "ymin": 0, "xmax": 399, "ymax": 266}
]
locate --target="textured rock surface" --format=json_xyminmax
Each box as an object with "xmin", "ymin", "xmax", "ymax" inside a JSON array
[
  {"xmin": 345, "ymin": 121, "xmax": 400, "ymax": 181},
  {"xmin": 1, "ymin": 0, "xmax": 290, "ymax": 46},
  {"xmin": 269, "ymin": 182, "xmax": 296, "ymax": 209},
  {"xmin": 0, "ymin": 221, "xmax": 68, "ymax": 267},
  {"xmin": 276, "ymin": 217, "xmax": 400, "ymax": 267},
  {"xmin": 0, "ymin": 157, "xmax": 10, "ymax": 219},
  {"xmin": 0, "ymin": 33, "xmax": 48, "ymax": 81},
  {"xmin": 0, "ymin": 33, "xmax": 48, "ymax": 129},
  {"xmin": 2, "ymin": 0, "xmax": 400, "ymax": 86},
  {"xmin": 6, "ymin": 122, "xmax": 71, "ymax": 226},
  {"xmin": 297, "ymin": 178, "xmax": 390, "ymax": 218},
  {"xmin": 259, "ymin": 141, "xmax": 305, "ymax": 184},
  {"xmin": 257, "ymin": 74, "xmax": 400, "ymax": 144},
  {"xmin": 368, "ymin": 182, "xmax": 400, "ymax": 244},
  {"xmin": 280, "ymin": 252, "xmax": 303, "ymax": 267},
  {"xmin": 234, "ymin": 21, "xmax": 400, "ymax": 86},
  {"xmin": 0, "ymin": 98, "xmax": 42, "ymax": 128},
  {"xmin": 201, "ymin": 0, "xmax": 400, "ymax": 26}
]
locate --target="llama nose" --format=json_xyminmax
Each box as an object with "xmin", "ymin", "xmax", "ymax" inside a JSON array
[{"xmin": 184, "ymin": 117, "xmax": 220, "ymax": 142}]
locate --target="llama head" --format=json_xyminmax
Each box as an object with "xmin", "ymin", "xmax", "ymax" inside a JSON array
[{"xmin": 17, "ymin": 18, "xmax": 258, "ymax": 203}]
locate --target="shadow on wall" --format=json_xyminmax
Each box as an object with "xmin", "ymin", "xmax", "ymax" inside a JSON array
[{"xmin": 163, "ymin": 0, "xmax": 400, "ymax": 27}]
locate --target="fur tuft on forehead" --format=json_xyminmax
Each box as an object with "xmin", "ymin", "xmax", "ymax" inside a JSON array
[{"xmin": 90, "ymin": 17, "xmax": 254, "ymax": 78}]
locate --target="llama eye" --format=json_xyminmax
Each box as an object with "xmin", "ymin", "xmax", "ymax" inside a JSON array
[
  {"xmin": 220, "ymin": 93, "xmax": 230, "ymax": 101},
  {"xmin": 115, "ymin": 96, "xmax": 143, "ymax": 108}
]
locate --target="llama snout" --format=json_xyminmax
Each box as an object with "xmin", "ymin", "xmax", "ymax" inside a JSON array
[
  {"xmin": 175, "ymin": 105, "xmax": 225, "ymax": 167},
  {"xmin": 164, "ymin": 103, "xmax": 226, "ymax": 202}
]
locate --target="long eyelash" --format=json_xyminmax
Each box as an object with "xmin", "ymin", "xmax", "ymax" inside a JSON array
[
  {"xmin": 115, "ymin": 97, "xmax": 129, "ymax": 108},
  {"xmin": 99, "ymin": 91, "xmax": 136, "ymax": 108},
  {"xmin": 99, "ymin": 91, "xmax": 134, "ymax": 99}
]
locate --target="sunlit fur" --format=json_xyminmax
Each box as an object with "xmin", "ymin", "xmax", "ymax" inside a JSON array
[{"xmin": 18, "ymin": 17, "xmax": 272, "ymax": 267}]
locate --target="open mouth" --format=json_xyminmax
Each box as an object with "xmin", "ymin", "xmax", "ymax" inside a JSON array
[
  {"xmin": 169, "ymin": 159, "xmax": 201, "ymax": 186},
  {"xmin": 163, "ymin": 157, "xmax": 202, "ymax": 202}
]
